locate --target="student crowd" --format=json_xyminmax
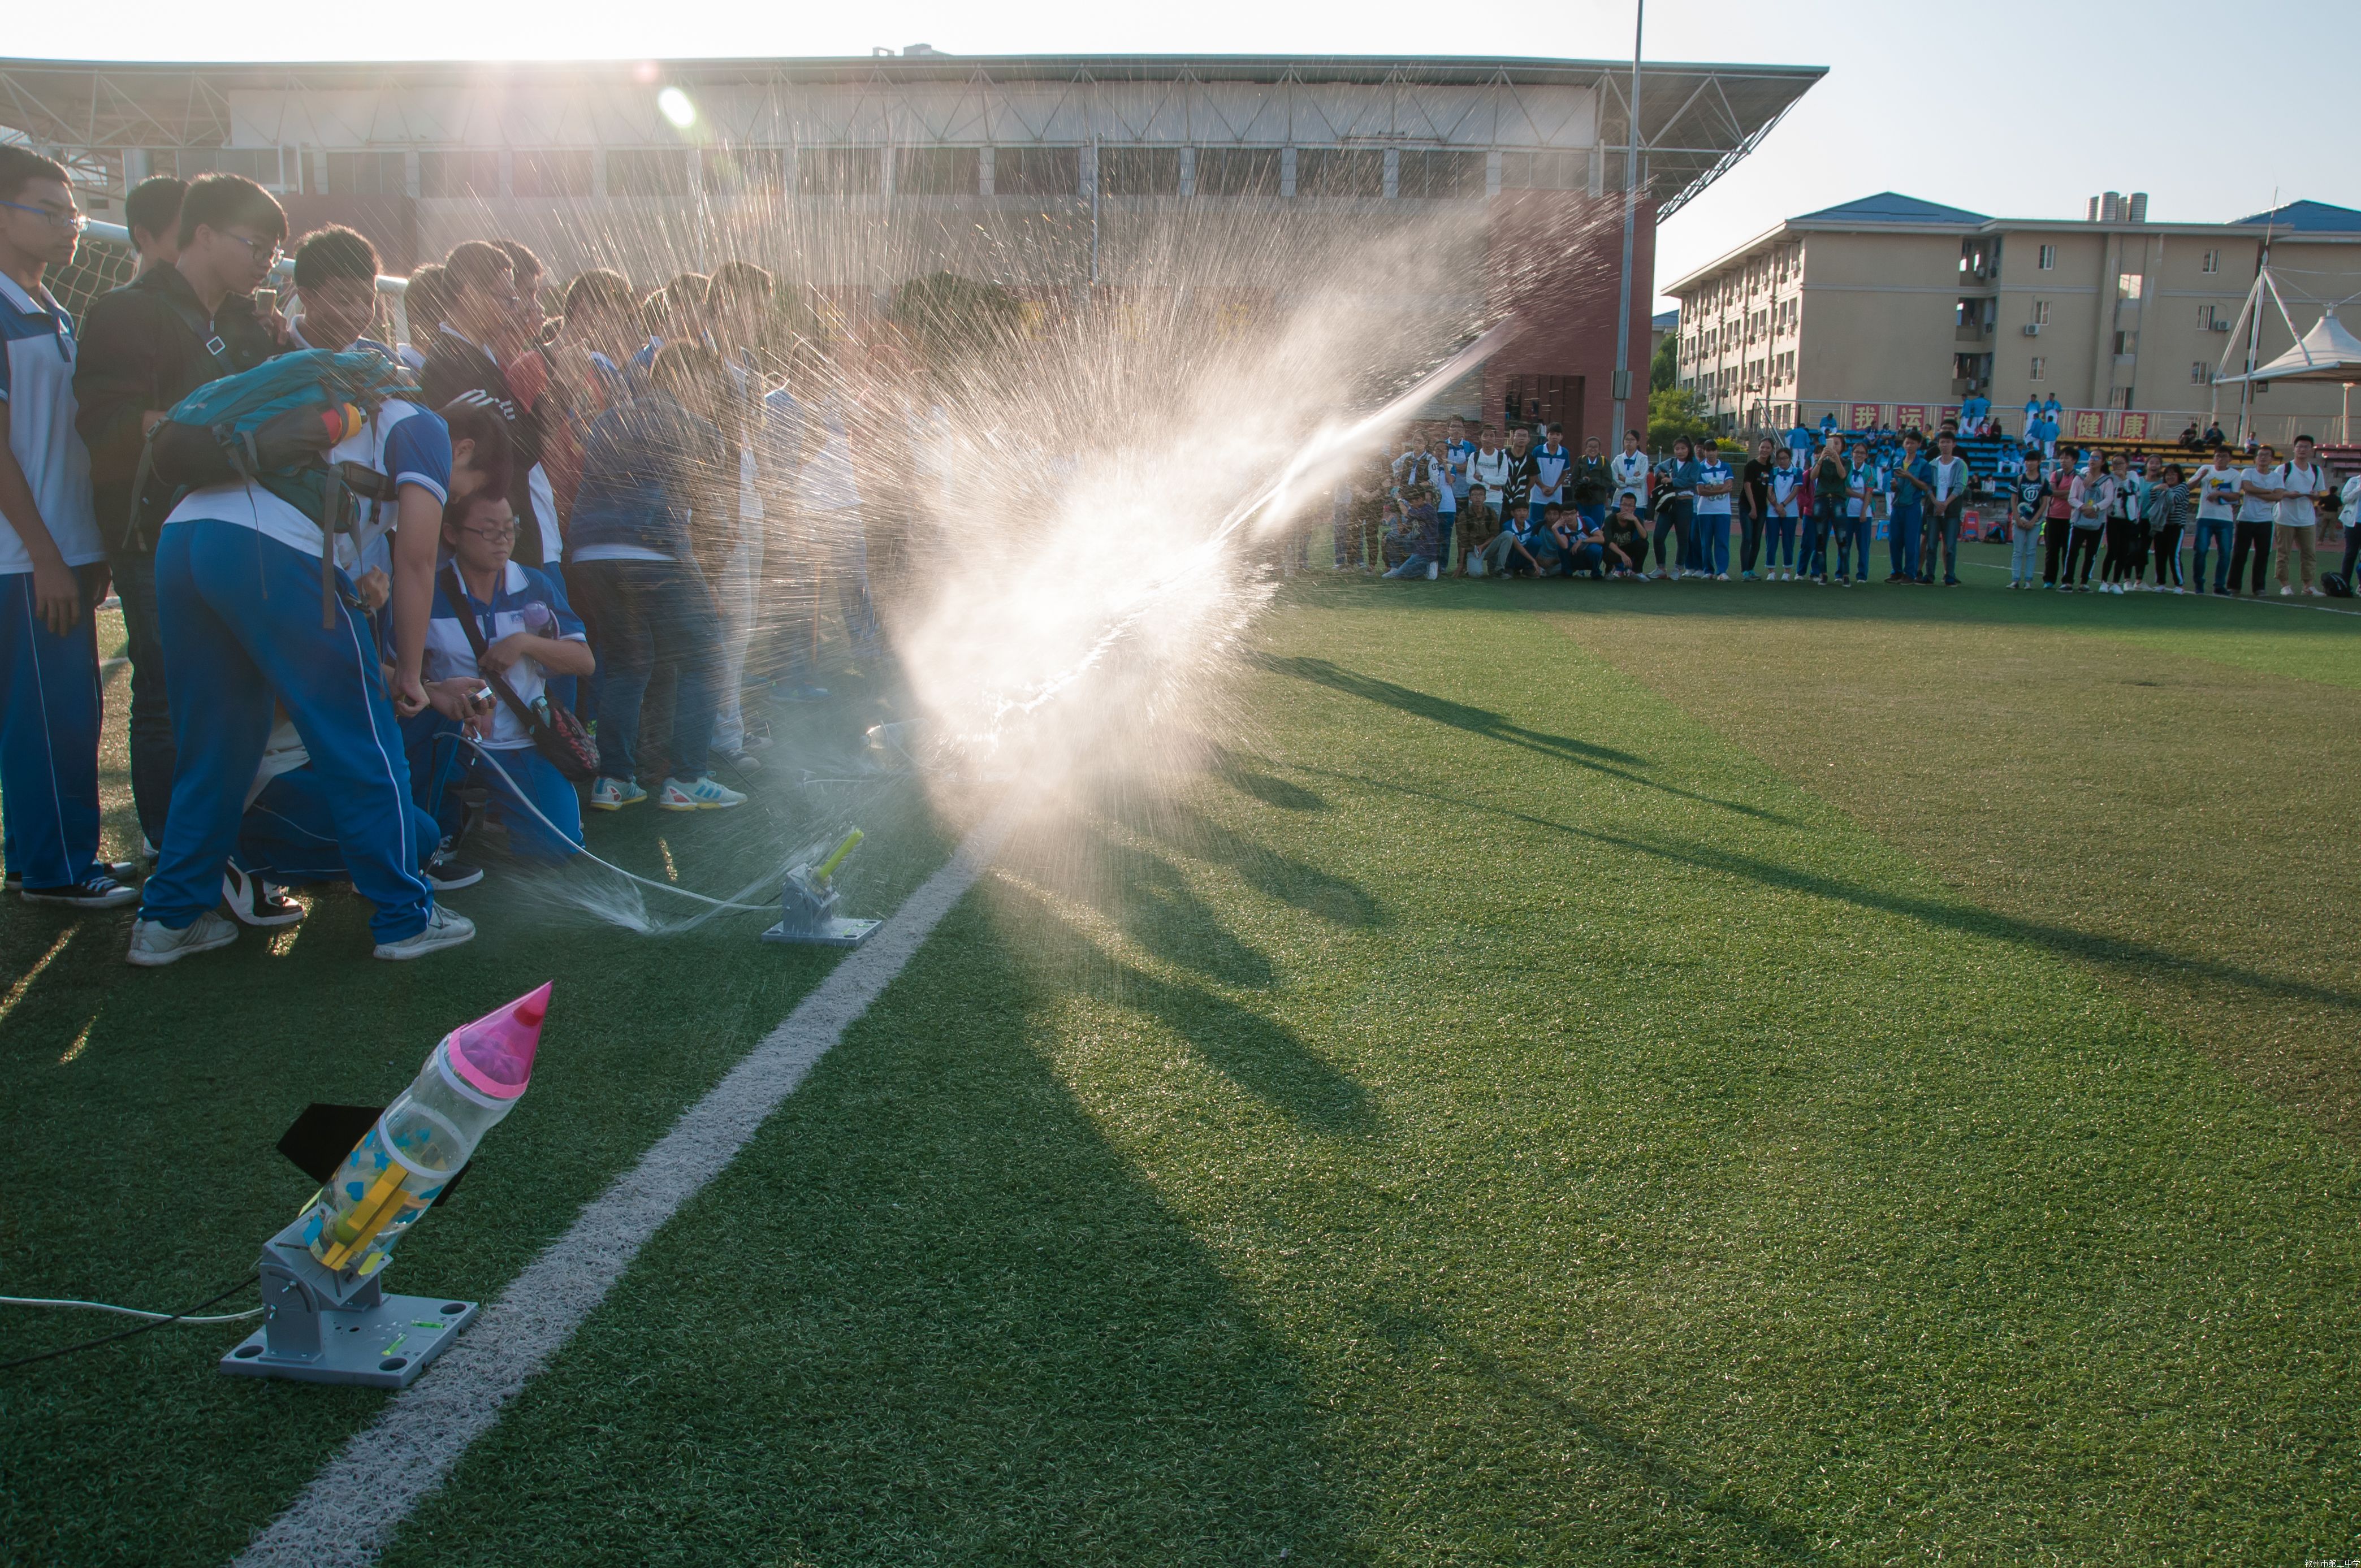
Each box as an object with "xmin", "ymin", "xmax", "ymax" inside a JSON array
[
  {"xmin": 0, "ymin": 152, "xmax": 888, "ymax": 965},
  {"xmin": 1341, "ymin": 412, "xmax": 2355, "ymax": 596}
]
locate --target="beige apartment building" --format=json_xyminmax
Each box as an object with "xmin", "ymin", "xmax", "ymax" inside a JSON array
[{"xmin": 1668, "ymin": 190, "xmax": 2361, "ymax": 444}]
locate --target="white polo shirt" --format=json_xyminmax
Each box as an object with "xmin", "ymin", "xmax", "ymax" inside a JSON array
[
  {"xmin": 0, "ymin": 271, "xmax": 103, "ymax": 573},
  {"xmin": 2276, "ymin": 460, "xmax": 2325, "ymax": 528}
]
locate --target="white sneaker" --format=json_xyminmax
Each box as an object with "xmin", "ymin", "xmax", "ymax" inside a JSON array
[
  {"xmin": 2280, "ymin": 585, "xmax": 2294, "ymax": 596},
  {"xmin": 373, "ymin": 904, "xmax": 475, "ymax": 961},
  {"xmin": 222, "ymin": 864, "xmax": 304, "ymax": 927},
  {"xmin": 659, "ymin": 776, "xmax": 747, "ymax": 811},
  {"xmin": 2304, "ymin": 585, "xmax": 2325, "ymax": 597},
  {"xmin": 127, "ymin": 909, "xmax": 239, "ymax": 967},
  {"xmin": 1426, "ymin": 561, "xmax": 1439, "ymax": 579},
  {"xmin": 1716, "ymin": 572, "xmax": 1731, "ymax": 581}
]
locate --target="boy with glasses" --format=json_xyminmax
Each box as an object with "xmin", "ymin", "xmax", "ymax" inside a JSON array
[
  {"xmin": 423, "ymin": 240, "xmax": 547, "ymax": 565},
  {"xmin": 73, "ymin": 172, "xmax": 284, "ymax": 854}
]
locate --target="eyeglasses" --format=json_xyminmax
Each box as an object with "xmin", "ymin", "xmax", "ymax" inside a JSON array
[
  {"xmin": 220, "ymin": 230, "xmax": 285, "ymax": 268},
  {"xmin": 0, "ymin": 198, "xmax": 87, "ymax": 232},
  {"xmin": 461, "ymin": 522, "xmax": 518, "ymax": 544}
]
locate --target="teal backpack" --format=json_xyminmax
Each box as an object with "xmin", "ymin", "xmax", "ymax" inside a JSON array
[{"xmin": 138, "ymin": 348, "xmax": 421, "ymax": 623}]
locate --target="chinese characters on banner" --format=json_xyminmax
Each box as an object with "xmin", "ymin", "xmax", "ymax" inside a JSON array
[
  {"xmin": 2115, "ymin": 412, "xmax": 2150, "ymax": 440},
  {"xmin": 1938, "ymin": 404, "xmax": 1962, "ymax": 428},
  {"xmin": 1848, "ymin": 402, "xmax": 1882, "ymax": 429},
  {"xmin": 1895, "ymin": 405, "xmax": 1927, "ymax": 431},
  {"xmin": 2072, "ymin": 409, "xmax": 2107, "ymax": 440}
]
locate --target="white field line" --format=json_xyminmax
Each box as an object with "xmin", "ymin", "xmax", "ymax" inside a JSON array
[
  {"xmin": 1964, "ymin": 558, "xmax": 2361, "ymax": 617},
  {"xmin": 233, "ymin": 798, "xmax": 1023, "ymax": 1568}
]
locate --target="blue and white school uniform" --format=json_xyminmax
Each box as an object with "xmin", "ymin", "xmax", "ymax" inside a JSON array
[
  {"xmin": 407, "ymin": 558, "xmax": 587, "ymax": 860},
  {"xmin": 138, "ymin": 397, "xmax": 451, "ymax": 942},
  {"xmin": 0, "ymin": 270, "xmax": 107, "ymax": 891},
  {"xmin": 236, "ymin": 713, "xmax": 443, "ymax": 887}
]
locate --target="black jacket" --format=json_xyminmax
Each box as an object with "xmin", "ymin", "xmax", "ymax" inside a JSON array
[
  {"xmin": 73, "ymin": 265, "xmax": 279, "ymax": 552},
  {"xmin": 420, "ymin": 325, "xmax": 546, "ymax": 563}
]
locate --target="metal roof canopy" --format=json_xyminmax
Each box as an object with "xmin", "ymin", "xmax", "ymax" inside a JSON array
[{"xmin": 0, "ymin": 53, "xmax": 1821, "ymax": 216}]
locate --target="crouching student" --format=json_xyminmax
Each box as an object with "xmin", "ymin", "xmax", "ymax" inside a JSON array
[
  {"xmin": 405, "ymin": 491, "xmax": 593, "ymax": 859},
  {"xmin": 1380, "ymin": 484, "xmax": 1442, "ymax": 579},
  {"xmin": 128, "ymin": 394, "xmax": 506, "ymax": 966},
  {"xmin": 1602, "ymin": 495, "xmax": 1648, "ymax": 578},
  {"xmin": 1559, "ymin": 506, "xmax": 1607, "ymax": 578}
]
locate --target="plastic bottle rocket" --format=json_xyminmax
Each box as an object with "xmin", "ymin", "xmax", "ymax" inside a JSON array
[{"xmin": 302, "ymin": 982, "xmax": 550, "ymax": 1278}]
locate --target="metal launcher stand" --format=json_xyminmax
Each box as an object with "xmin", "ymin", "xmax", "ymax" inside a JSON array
[
  {"xmin": 218, "ymin": 1214, "xmax": 478, "ymax": 1389},
  {"xmin": 761, "ymin": 829, "xmax": 881, "ymax": 949}
]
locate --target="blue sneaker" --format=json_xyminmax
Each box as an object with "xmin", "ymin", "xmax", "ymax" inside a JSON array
[
  {"xmin": 590, "ymin": 777, "xmax": 646, "ymax": 811},
  {"xmin": 658, "ymin": 776, "xmax": 746, "ymax": 811}
]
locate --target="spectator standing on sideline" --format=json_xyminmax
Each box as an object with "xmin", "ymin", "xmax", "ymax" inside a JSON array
[
  {"xmin": 2190, "ymin": 444, "xmax": 2241, "ymax": 594},
  {"xmin": 2229, "ymin": 443, "xmax": 2282, "ymax": 597},
  {"xmin": 0, "ymin": 148, "xmax": 134, "ymax": 908},
  {"xmin": 286, "ymin": 226, "xmax": 388, "ymax": 360},
  {"xmin": 1499, "ymin": 425, "xmax": 1538, "ymax": 533},
  {"xmin": 2039, "ymin": 452, "xmax": 2075, "ymax": 588},
  {"xmin": 1430, "ymin": 433, "xmax": 1459, "ymax": 571},
  {"xmin": 1738, "ymin": 436, "xmax": 1772, "ymax": 579},
  {"xmin": 1886, "ymin": 430, "xmax": 1930, "ymax": 582},
  {"xmin": 1787, "ymin": 417, "xmax": 1815, "ymax": 470},
  {"xmin": 1529, "ymin": 423, "xmax": 1569, "ymax": 531},
  {"xmin": 1571, "ymin": 435, "xmax": 1610, "ymax": 534},
  {"xmin": 2272, "ymin": 433, "xmax": 2328, "ymax": 596},
  {"xmin": 1466, "ymin": 427, "xmax": 1510, "ymax": 567},
  {"xmin": 1608, "ymin": 428, "xmax": 1649, "ymax": 521},
  {"xmin": 1765, "ymin": 443, "xmax": 1802, "ymax": 580},
  {"xmin": 2064, "ymin": 449, "xmax": 2112, "ymax": 591},
  {"xmin": 121, "ymin": 176, "xmax": 184, "ymax": 278},
  {"xmin": 422, "ymin": 241, "xmax": 547, "ymax": 565},
  {"xmin": 2005, "ymin": 452, "xmax": 2049, "ymax": 588},
  {"xmin": 1921, "ymin": 430, "xmax": 1970, "ymax": 586},
  {"xmin": 1651, "ymin": 435, "xmax": 1696, "ymax": 580},
  {"xmin": 1834, "ymin": 441, "xmax": 1871, "ymax": 584},
  {"xmin": 2150, "ymin": 463, "xmax": 2191, "ymax": 591},
  {"xmin": 2340, "ymin": 466, "xmax": 2361, "ymax": 587},
  {"xmin": 73, "ymin": 172, "xmax": 284, "ymax": 854},
  {"xmin": 1807, "ymin": 432, "xmax": 1848, "ymax": 583},
  {"xmin": 1694, "ymin": 439, "xmax": 1734, "ymax": 579}
]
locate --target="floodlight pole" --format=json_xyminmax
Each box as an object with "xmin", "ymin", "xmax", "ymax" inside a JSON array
[{"xmin": 1608, "ymin": 0, "xmax": 1644, "ymax": 444}]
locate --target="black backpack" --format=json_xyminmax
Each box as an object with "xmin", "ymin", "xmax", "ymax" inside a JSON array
[{"xmin": 2323, "ymin": 572, "xmax": 2353, "ymax": 599}]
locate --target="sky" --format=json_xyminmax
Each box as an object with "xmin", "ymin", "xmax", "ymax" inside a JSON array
[{"xmin": 9, "ymin": 0, "xmax": 2351, "ymax": 311}]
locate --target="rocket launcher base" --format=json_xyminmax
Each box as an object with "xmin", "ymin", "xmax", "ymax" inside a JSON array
[
  {"xmin": 218, "ymin": 1212, "xmax": 477, "ymax": 1389},
  {"xmin": 762, "ymin": 828, "xmax": 881, "ymax": 948}
]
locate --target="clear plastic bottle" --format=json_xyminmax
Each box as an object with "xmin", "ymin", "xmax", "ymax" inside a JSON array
[{"xmin": 302, "ymin": 983, "xmax": 548, "ymax": 1277}]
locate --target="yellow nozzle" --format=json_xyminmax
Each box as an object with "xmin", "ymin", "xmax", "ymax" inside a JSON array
[{"xmin": 812, "ymin": 829, "xmax": 864, "ymax": 883}]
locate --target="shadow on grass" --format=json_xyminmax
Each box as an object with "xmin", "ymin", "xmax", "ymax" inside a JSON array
[
  {"xmin": 1260, "ymin": 654, "xmax": 1791, "ymax": 824},
  {"xmin": 1121, "ymin": 792, "xmax": 1389, "ymax": 931},
  {"xmin": 386, "ymin": 904, "xmax": 1374, "ymax": 1568},
  {"xmin": 1361, "ymin": 1300, "xmax": 1826, "ymax": 1563},
  {"xmin": 1300, "ymin": 763, "xmax": 2361, "ymax": 1017}
]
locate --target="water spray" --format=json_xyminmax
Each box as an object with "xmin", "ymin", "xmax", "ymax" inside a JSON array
[{"xmin": 760, "ymin": 829, "xmax": 881, "ymax": 948}]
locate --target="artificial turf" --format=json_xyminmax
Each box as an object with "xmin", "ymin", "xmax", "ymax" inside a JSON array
[{"xmin": 5, "ymin": 549, "xmax": 2360, "ymax": 1565}]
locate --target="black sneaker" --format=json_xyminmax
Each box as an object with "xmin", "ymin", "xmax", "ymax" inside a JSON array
[
  {"xmin": 21, "ymin": 873, "xmax": 140, "ymax": 909},
  {"xmin": 425, "ymin": 855, "xmax": 484, "ymax": 892},
  {"xmin": 222, "ymin": 864, "xmax": 305, "ymax": 927},
  {"xmin": 7, "ymin": 859, "xmax": 136, "ymax": 891}
]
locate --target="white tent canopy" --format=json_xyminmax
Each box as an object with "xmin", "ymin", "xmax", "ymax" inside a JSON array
[{"xmin": 2212, "ymin": 306, "xmax": 2361, "ymax": 386}]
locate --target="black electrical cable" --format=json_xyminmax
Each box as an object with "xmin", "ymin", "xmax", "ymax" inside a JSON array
[{"xmin": 0, "ymin": 1275, "xmax": 260, "ymax": 1373}]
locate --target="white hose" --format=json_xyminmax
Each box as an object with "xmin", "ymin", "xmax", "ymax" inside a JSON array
[
  {"xmin": 457, "ymin": 737, "xmax": 775, "ymax": 913},
  {"xmin": 0, "ymin": 1293, "xmax": 263, "ymax": 1324}
]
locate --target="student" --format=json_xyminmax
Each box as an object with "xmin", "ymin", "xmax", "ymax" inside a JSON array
[
  {"xmin": 2189, "ymin": 443, "xmax": 2242, "ymax": 595},
  {"xmin": 1443, "ymin": 417, "xmax": 1475, "ymax": 516},
  {"xmin": 287, "ymin": 225, "xmax": 392, "ymax": 360},
  {"xmin": 1651, "ymin": 435, "xmax": 1696, "ymax": 579},
  {"xmin": 1693, "ymin": 439, "xmax": 1734, "ymax": 579},
  {"xmin": 1807, "ymin": 432, "xmax": 1848, "ymax": 583},
  {"xmin": 1602, "ymin": 494, "xmax": 1647, "ymax": 578},
  {"xmin": 1921, "ymin": 430, "xmax": 1970, "ymax": 585},
  {"xmin": 73, "ymin": 172, "xmax": 284, "ymax": 852},
  {"xmin": 1529, "ymin": 423, "xmax": 1569, "ymax": 529},
  {"xmin": 2005, "ymin": 452, "xmax": 2049, "ymax": 588},
  {"xmin": 2272, "ymin": 433, "xmax": 2328, "ymax": 596},
  {"xmin": 1737, "ymin": 437, "xmax": 1772, "ymax": 579},
  {"xmin": 128, "ymin": 370, "xmax": 504, "ymax": 965},
  {"xmin": 1559, "ymin": 503, "xmax": 1606, "ymax": 579},
  {"xmin": 122, "ymin": 175, "xmax": 185, "ymax": 277},
  {"xmin": 1380, "ymin": 484, "xmax": 1443, "ymax": 579},
  {"xmin": 2229, "ymin": 443, "xmax": 2282, "ymax": 597},
  {"xmin": 1833, "ymin": 442, "xmax": 1871, "ymax": 585},
  {"xmin": 1571, "ymin": 435, "xmax": 1609, "ymax": 532},
  {"xmin": 1887, "ymin": 431, "xmax": 1928, "ymax": 583},
  {"xmin": 2038, "ymin": 456, "xmax": 2075, "ymax": 588},
  {"xmin": 2098, "ymin": 454, "xmax": 2144, "ymax": 593},
  {"xmin": 1787, "ymin": 418, "xmax": 1815, "ymax": 470},
  {"xmin": 1499, "ymin": 424, "xmax": 1538, "ymax": 531},
  {"xmin": 408, "ymin": 491, "xmax": 593, "ymax": 857},
  {"xmin": 1765, "ymin": 445, "xmax": 1802, "ymax": 581},
  {"xmin": 1466, "ymin": 426, "xmax": 1511, "ymax": 529},
  {"xmin": 2064, "ymin": 450, "xmax": 2112, "ymax": 591},
  {"xmin": 2149, "ymin": 463, "xmax": 2191, "ymax": 592},
  {"xmin": 422, "ymin": 241, "xmax": 546, "ymax": 565},
  {"xmin": 394, "ymin": 263, "xmax": 447, "ymax": 373},
  {"xmin": 1429, "ymin": 433, "xmax": 1459, "ymax": 571},
  {"xmin": 0, "ymin": 148, "xmax": 135, "ymax": 908},
  {"xmin": 570, "ymin": 342, "xmax": 746, "ymax": 813},
  {"xmin": 1607, "ymin": 428, "xmax": 1650, "ymax": 522}
]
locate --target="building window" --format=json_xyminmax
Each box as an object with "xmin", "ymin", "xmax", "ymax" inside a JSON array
[
  {"xmin": 1097, "ymin": 147, "xmax": 1179, "ymax": 197},
  {"xmin": 996, "ymin": 146, "xmax": 1079, "ymax": 198},
  {"xmin": 322, "ymin": 151, "xmax": 406, "ymax": 197},
  {"xmin": 2033, "ymin": 300, "xmax": 2050, "ymax": 326},
  {"xmin": 1395, "ymin": 149, "xmax": 1484, "ymax": 199},
  {"xmin": 797, "ymin": 147, "xmax": 882, "ymax": 197},
  {"xmin": 1498, "ymin": 150, "xmax": 1583, "ymax": 190},
  {"xmin": 896, "ymin": 146, "xmax": 979, "ymax": 196},
  {"xmin": 420, "ymin": 150, "xmax": 501, "ymax": 199},
  {"xmin": 2114, "ymin": 330, "xmax": 2138, "ymax": 355},
  {"xmin": 606, "ymin": 149, "xmax": 694, "ymax": 198},
  {"xmin": 513, "ymin": 150, "xmax": 591, "ymax": 198},
  {"xmin": 168, "ymin": 147, "xmax": 294, "ymax": 189},
  {"xmin": 2201, "ymin": 249, "xmax": 2220, "ymax": 274},
  {"xmin": 2191, "ymin": 361, "xmax": 2211, "ymax": 384},
  {"xmin": 2029, "ymin": 356, "xmax": 2046, "ymax": 381},
  {"xmin": 2038, "ymin": 244, "xmax": 2056, "ymax": 270},
  {"xmin": 1192, "ymin": 148, "xmax": 1281, "ymax": 197},
  {"xmin": 2116, "ymin": 272, "xmax": 2144, "ymax": 301},
  {"xmin": 702, "ymin": 148, "xmax": 785, "ymax": 196},
  {"xmin": 1294, "ymin": 148, "xmax": 1383, "ymax": 198}
]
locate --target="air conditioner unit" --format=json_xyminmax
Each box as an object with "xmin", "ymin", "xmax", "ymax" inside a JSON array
[
  {"xmin": 2021, "ymin": 323, "xmax": 2042, "ymax": 336},
  {"xmin": 2206, "ymin": 320, "xmax": 2233, "ymax": 332}
]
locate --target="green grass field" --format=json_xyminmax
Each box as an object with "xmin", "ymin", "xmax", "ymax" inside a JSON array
[{"xmin": 5, "ymin": 543, "xmax": 2360, "ymax": 1565}]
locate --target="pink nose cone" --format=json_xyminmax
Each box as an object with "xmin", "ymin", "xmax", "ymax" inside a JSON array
[{"xmin": 446, "ymin": 981, "xmax": 551, "ymax": 1099}]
